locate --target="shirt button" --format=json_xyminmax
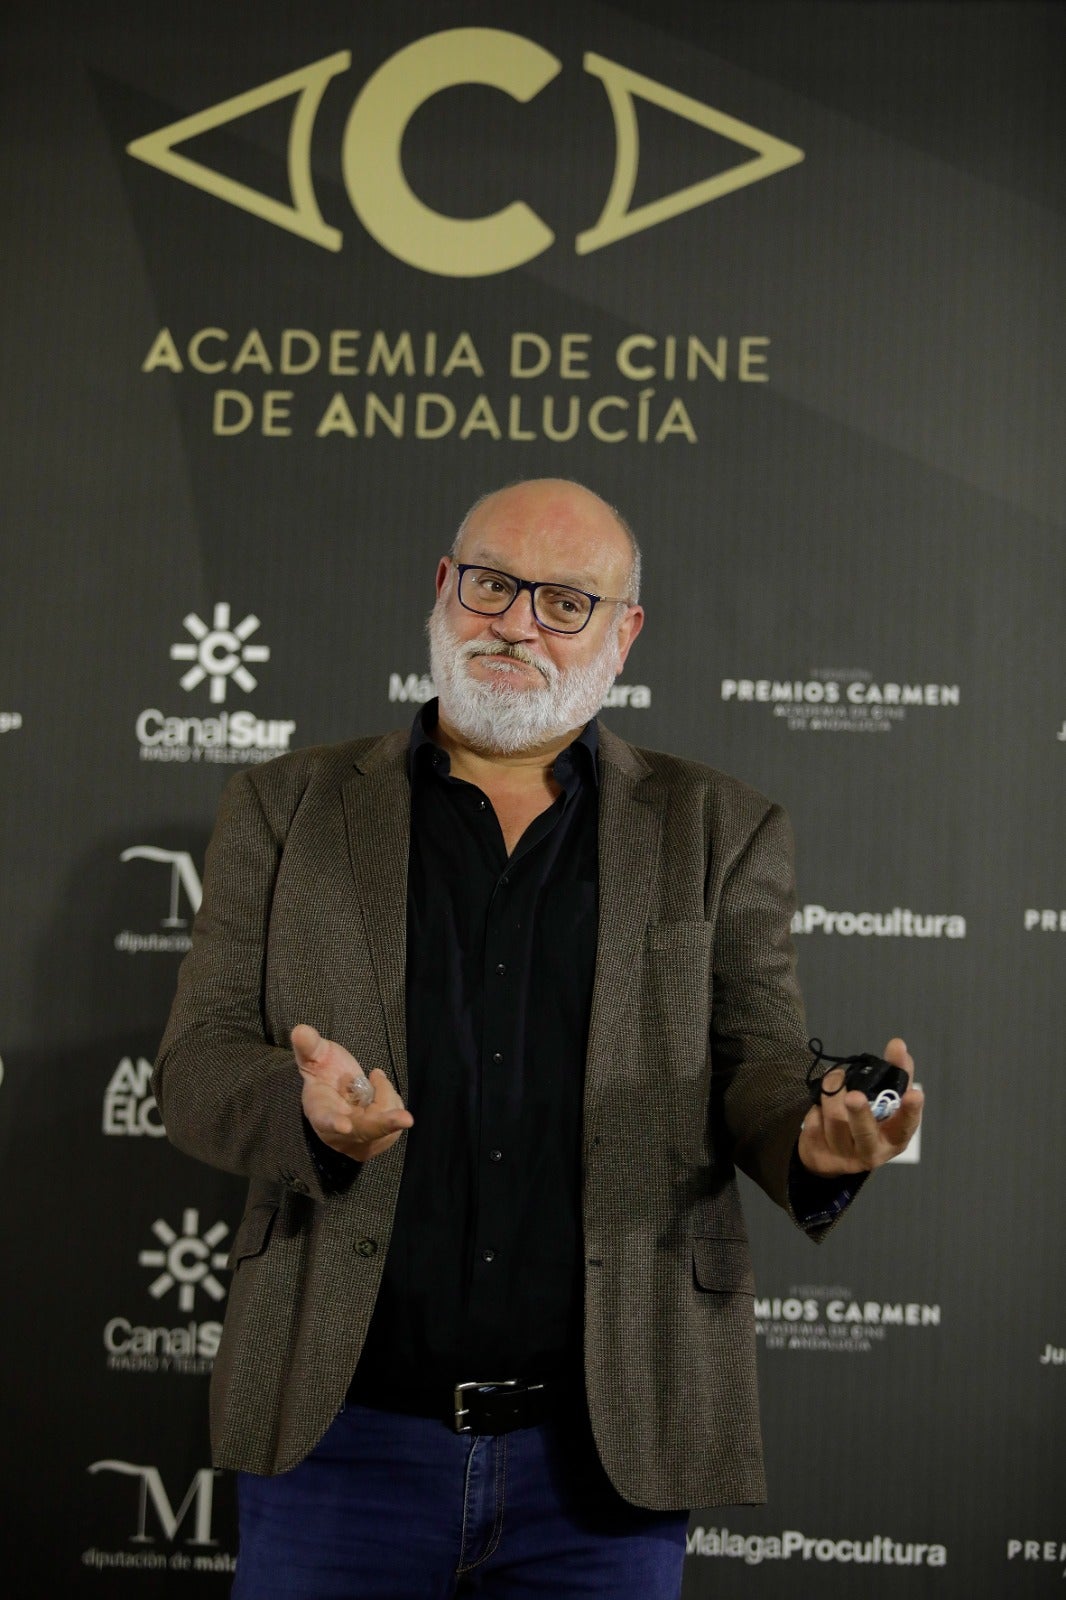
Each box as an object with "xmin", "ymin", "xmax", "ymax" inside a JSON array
[
  {"xmin": 495, "ymin": 963, "xmax": 506, "ymax": 976},
  {"xmin": 354, "ymin": 1237, "xmax": 377, "ymax": 1257},
  {"xmin": 481, "ymin": 1248, "xmax": 496, "ymax": 1263},
  {"xmin": 478, "ymin": 798, "xmax": 487, "ymax": 810},
  {"xmin": 489, "ymin": 1149, "xmax": 503, "ymax": 1162},
  {"xmin": 492, "ymin": 1052, "xmax": 503, "ymax": 1064}
]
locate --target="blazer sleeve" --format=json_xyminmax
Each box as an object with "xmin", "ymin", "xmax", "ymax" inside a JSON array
[
  {"xmin": 709, "ymin": 800, "xmax": 858, "ymax": 1235},
  {"xmin": 153, "ymin": 766, "xmax": 344, "ymax": 1204}
]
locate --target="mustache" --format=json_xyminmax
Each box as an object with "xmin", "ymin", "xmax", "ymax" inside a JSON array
[{"xmin": 461, "ymin": 639, "xmax": 555, "ymax": 684}]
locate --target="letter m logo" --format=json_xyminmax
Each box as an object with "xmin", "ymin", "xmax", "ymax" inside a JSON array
[
  {"xmin": 119, "ymin": 846, "xmax": 203, "ymax": 926},
  {"xmin": 88, "ymin": 1461, "xmax": 220, "ymax": 1546}
]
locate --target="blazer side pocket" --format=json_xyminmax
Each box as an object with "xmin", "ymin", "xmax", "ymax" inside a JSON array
[
  {"xmin": 226, "ymin": 1203, "xmax": 278, "ymax": 1270},
  {"xmin": 692, "ymin": 1236, "xmax": 756, "ymax": 1295}
]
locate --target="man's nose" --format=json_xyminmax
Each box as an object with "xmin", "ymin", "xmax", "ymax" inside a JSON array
[{"xmin": 490, "ymin": 587, "xmax": 539, "ymax": 639}]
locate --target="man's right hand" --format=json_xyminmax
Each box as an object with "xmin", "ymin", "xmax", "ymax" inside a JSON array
[{"xmin": 292, "ymin": 1023, "xmax": 413, "ymax": 1162}]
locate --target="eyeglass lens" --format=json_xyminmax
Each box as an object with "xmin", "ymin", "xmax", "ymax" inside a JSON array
[{"xmin": 460, "ymin": 567, "xmax": 592, "ymax": 631}]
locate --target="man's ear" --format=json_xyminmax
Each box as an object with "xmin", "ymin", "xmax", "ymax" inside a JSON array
[{"xmin": 615, "ymin": 605, "xmax": 645, "ymax": 670}]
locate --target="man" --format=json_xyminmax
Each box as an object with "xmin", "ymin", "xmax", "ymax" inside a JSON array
[{"xmin": 155, "ymin": 478, "xmax": 922, "ymax": 1598}]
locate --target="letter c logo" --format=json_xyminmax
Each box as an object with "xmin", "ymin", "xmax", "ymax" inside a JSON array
[{"xmin": 342, "ymin": 28, "xmax": 559, "ymax": 277}]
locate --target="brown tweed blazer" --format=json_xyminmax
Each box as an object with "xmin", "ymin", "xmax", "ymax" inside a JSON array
[{"xmin": 155, "ymin": 723, "xmax": 829, "ymax": 1510}]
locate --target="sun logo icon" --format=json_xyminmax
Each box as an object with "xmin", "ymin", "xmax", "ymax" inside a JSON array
[
  {"xmin": 138, "ymin": 1209, "xmax": 230, "ymax": 1312},
  {"xmin": 170, "ymin": 603, "xmax": 270, "ymax": 703}
]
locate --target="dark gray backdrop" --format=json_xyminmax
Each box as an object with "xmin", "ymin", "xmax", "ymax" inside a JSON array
[{"xmin": 2, "ymin": 2, "xmax": 1064, "ymax": 1594}]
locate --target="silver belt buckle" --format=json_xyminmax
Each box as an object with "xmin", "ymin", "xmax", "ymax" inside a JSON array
[{"xmin": 453, "ymin": 1378, "xmax": 517, "ymax": 1434}]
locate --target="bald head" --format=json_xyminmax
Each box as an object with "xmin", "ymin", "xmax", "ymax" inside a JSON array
[{"xmin": 452, "ymin": 479, "xmax": 642, "ymax": 603}]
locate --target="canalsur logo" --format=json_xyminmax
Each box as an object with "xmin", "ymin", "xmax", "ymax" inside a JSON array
[
  {"xmin": 721, "ymin": 667, "xmax": 960, "ymax": 734},
  {"xmin": 102, "ymin": 1056, "xmax": 164, "ymax": 1137},
  {"xmin": 103, "ymin": 1309, "xmax": 222, "ymax": 1377},
  {"xmin": 139, "ymin": 1208, "xmax": 229, "ymax": 1313},
  {"xmin": 387, "ymin": 671, "xmax": 651, "ymax": 709},
  {"xmin": 83, "ymin": 1461, "xmax": 235, "ymax": 1573},
  {"xmin": 170, "ymin": 603, "xmax": 269, "ymax": 703},
  {"xmin": 103, "ymin": 1208, "xmax": 228, "ymax": 1377},
  {"xmin": 115, "ymin": 845, "xmax": 201, "ymax": 955},
  {"xmin": 135, "ymin": 602, "xmax": 296, "ymax": 764},
  {"xmin": 103, "ymin": 1314, "xmax": 221, "ymax": 1377},
  {"xmin": 755, "ymin": 1284, "xmax": 940, "ymax": 1354}
]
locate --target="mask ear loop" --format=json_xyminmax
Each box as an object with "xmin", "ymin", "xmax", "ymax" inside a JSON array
[{"xmin": 806, "ymin": 1037, "xmax": 853, "ymax": 1103}]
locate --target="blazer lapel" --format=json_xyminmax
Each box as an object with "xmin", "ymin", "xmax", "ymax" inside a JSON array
[
  {"xmin": 585, "ymin": 726, "xmax": 664, "ymax": 1106},
  {"xmin": 340, "ymin": 732, "xmax": 411, "ymax": 1099}
]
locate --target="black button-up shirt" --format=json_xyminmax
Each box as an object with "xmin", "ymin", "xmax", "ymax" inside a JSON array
[{"xmin": 349, "ymin": 702, "xmax": 599, "ymax": 1407}]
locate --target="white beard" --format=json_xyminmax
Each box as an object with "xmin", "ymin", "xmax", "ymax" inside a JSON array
[{"xmin": 427, "ymin": 601, "xmax": 622, "ymax": 755}]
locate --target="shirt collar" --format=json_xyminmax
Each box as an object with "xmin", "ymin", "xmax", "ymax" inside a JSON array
[{"xmin": 409, "ymin": 698, "xmax": 599, "ymax": 789}]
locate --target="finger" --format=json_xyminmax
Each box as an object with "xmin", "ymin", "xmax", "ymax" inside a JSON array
[
  {"xmin": 291, "ymin": 1023, "xmax": 326, "ymax": 1071},
  {"xmin": 292, "ymin": 1027, "xmax": 367, "ymax": 1099},
  {"xmin": 798, "ymin": 1103, "xmax": 862, "ymax": 1176},
  {"xmin": 362, "ymin": 1103, "xmax": 415, "ymax": 1135},
  {"xmin": 820, "ymin": 1065, "xmax": 847, "ymax": 1096},
  {"xmin": 877, "ymin": 1040, "xmax": 921, "ymax": 1154},
  {"xmin": 365, "ymin": 1067, "xmax": 405, "ymax": 1109},
  {"xmin": 329, "ymin": 1112, "xmax": 414, "ymax": 1159},
  {"xmin": 842, "ymin": 1091, "xmax": 887, "ymax": 1166},
  {"xmin": 354, "ymin": 1130, "xmax": 406, "ymax": 1162},
  {"xmin": 797, "ymin": 1105, "xmax": 828, "ymax": 1168},
  {"xmin": 818, "ymin": 1075, "xmax": 856, "ymax": 1160},
  {"xmin": 882, "ymin": 1037, "xmax": 915, "ymax": 1085},
  {"xmin": 880, "ymin": 1084, "xmax": 924, "ymax": 1152}
]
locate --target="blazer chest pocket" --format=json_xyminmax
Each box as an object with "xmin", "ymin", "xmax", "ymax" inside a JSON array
[
  {"xmin": 226, "ymin": 1203, "xmax": 278, "ymax": 1270},
  {"xmin": 692, "ymin": 1236, "xmax": 756, "ymax": 1296},
  {"xmin": 639, "ymin": 922, "xmax": 714, "ymax": 1066}
]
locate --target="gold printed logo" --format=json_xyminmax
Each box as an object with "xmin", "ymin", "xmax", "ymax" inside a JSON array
[
  {"xmin": 127, "ymin": 52, "xmax": 347, "ymax": 250},
  {"xmin": 127, "ymin": 27, "xmax": 804, "ymax": 276}
]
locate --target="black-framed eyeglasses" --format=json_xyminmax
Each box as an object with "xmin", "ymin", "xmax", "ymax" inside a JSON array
[{"xmin": 454, "ymin": 563, "xmax": 632, "ymax": 635}]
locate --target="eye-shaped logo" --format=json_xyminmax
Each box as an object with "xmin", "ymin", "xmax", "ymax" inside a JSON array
[
  {"xmin": 170, "ymin": 604, "xmax": 270, "ymax": 703},
  {"xmin": 127, "ymin": 28, "xmax": 804, "ymax": 276}
]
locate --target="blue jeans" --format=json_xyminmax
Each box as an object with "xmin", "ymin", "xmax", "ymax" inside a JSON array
[{"xmin": 233, "ymin": 1402, "xmax": 689, "ymax": 1598}]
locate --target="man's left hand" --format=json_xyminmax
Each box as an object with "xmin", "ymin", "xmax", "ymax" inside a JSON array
[{"xmin": 797, "ymin": 1037, "xmax": 923, "ymax": 1174}]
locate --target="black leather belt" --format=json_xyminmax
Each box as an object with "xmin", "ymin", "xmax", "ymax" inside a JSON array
[
  {"xmin": 452, "ymin": 1378, "xmax": 550, "ymax": 1435},
  {"xmin": 346, "ymin": 1372, "xmax": 570, "ymax": 1432}
]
